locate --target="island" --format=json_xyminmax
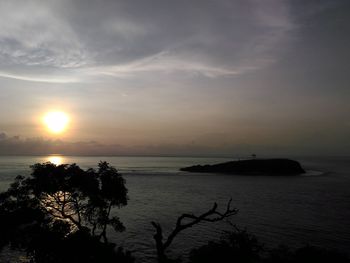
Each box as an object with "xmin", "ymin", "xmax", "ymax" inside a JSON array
[{"xmin": 180, "ymin": 158, "xmax": 306, "ymax": 175}]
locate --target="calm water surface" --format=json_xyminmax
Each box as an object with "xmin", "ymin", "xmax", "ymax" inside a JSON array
[{"xmin": 0, "ymin": 156, "xmax": 349, "ymax": 262}]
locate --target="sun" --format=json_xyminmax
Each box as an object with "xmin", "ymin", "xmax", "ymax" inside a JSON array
[{"xmin": 44, "ymin": 111, "xmax": 69, "ymax": 134}]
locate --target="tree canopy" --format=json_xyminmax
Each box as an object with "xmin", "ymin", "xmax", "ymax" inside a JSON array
[{"xmin": 0, "ymin": 161, "xmax": 133, "ymax": 263}]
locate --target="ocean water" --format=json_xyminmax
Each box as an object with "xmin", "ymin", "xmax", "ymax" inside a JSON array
[{"xmin": 0, "ymin": 156, "xmax": 349, "ymax": 262}]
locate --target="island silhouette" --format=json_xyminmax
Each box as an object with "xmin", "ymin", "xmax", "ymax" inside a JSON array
[{"xmin": 180, "ymin": 158, "xmax": 306, "ymax": 175}]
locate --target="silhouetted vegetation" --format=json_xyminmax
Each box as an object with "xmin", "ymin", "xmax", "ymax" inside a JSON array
[
  {"xmin": 0, "ymin": 161, "xmax": 348, "ymax": 263},
  {"xmin": 189, "ymin": 225, "xmax": 349, "ymax": 263},
  {"xmin": 0, "ymin": 161, "xmax": 133, "ymax": 263},
  {"xmin": 189, "ymin": 226, "xmax": 263, "ymax": 263},
  {"xmin": 151, "ymin": 199, "xmax": 237, "ymax": 263}
]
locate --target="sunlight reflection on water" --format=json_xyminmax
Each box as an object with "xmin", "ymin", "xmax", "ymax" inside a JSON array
[{"xmin": 47, "ymin": 156, "xmax": 65, "ymax": 165}]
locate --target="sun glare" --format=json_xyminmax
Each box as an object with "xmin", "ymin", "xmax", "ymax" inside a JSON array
[
  {"xmin": 47, "ymin": 156, "xmax": 64, "ymax": 165},
  {"xmin": 44, "ymin": 111, "xmax": 69, "ymax": 134}
]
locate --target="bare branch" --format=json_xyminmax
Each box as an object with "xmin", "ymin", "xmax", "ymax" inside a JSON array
[{"xmin": 151, "ymin": 199, "xmax": 237, "ymax": 263}]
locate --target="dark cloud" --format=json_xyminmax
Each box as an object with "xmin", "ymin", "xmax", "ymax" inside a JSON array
[
  {"xmin": 0, "ymin": 133, "xmax": 116, "ymax": 155},
  {"xmin": 0, "ymin": 132, "xmax": 348, "ymax": 157}
]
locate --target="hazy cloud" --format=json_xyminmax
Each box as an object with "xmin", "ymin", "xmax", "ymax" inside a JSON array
[
  {"xmin": 0, "ymin": 0, "xmax": 294, "ymax": 83},
  {"xmin": 1, "ymin": 131, "xmax": 348, "ymax": 157}
]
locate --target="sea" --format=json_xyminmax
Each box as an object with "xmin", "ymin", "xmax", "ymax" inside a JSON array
[{"xmin": 0, "ymin": 155, "xmax": 349, "ymax": 262}]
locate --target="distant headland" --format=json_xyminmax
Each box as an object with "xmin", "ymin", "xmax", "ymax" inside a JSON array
[{"xmin": 180, "ymin": 158, "xmax": 306, "ymax": 175}]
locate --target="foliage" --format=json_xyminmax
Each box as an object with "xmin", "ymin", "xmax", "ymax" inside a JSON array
[
  {"xmin": 189, "ymin": 226, "xmax": 263, "ymax": 263},
  {"xmin": 0, "ymin": 161, "xmax": 133, "ymax": 263},
  {"xmin": 189, "ymin": 226, "xmax": 349, "ymax": 263},
  {"xmin": 266, "ymin": 244, "xmax": 350, "ymax": 263}
]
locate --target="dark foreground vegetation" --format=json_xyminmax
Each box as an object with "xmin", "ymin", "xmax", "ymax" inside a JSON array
[
  {"xmin": 0, "ymin": 162, "xmax": 347, "ymax": 263},
  {"xmin": 189, "ymin": 226, "xmax": 349, "ymax": 263},
  {"xmin": 0, "ymin": 162, "xmax": 133, "ymax": 263},
  {"xmin": 181, "ymin": 158, "xmax": 306, "ymax": 175}
]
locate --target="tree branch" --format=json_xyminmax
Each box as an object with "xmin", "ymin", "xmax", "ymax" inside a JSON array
[{"xmin": 151, "ymin": 199, "xmax": 237, "ymax": 263}]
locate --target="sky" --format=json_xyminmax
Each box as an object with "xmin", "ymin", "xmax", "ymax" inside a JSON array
[{"xmin": 0, "ymin": 0, "xmax": 349, "ymax": 156}]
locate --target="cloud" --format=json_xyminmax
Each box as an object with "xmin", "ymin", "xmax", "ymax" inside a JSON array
[
  {"xmin": 0, "ymin": 71, "xmax": 81, "ymax": 83},
  {"xmin": 2, "ymin": 131, "xmax": 347, "ymax": 157},
  {"xmin": 0, "ymin": 133, "xmax": 112, "ymax": 155},
  {"xmin": 0, "ymin": 132, "xmax": 258, "ymax": 156},
  {"xmin": 0, "ymin": 1, "xmax": 88, "ymax": 68},
  {"xmin": 87, "ymin": 51, "xmax": 244, "ymax": 78},
  {"xmin": 0, "ymin": 0, "xmax": 294, "ymax": 83}
]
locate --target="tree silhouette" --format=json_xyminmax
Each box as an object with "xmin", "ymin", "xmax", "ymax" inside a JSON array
[
  {"xmin": 0, "ymin": 161, "xmax": 133, "ymax": 263},
  {"xmin": 151, "ymin": 199, "xmax": 237, "ymax": 263},
  {"xmin": 189, "ymin": 225, "xmax": 262, "ymax": 263},
  {"xmin": 189, "ymin": 226, "xmax": 350, "ymax": 263}
]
